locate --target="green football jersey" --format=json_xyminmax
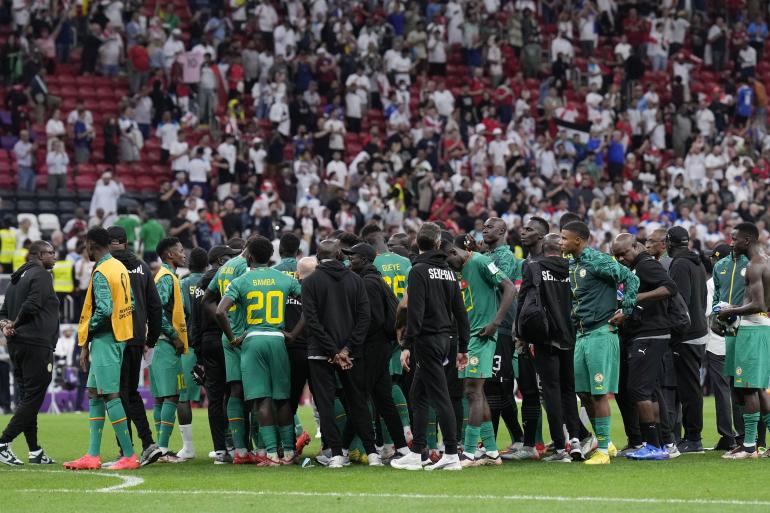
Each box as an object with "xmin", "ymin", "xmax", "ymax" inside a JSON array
[
  {"xmin": 374, "ymin": 252, "xmax": 411, "ymax": 300},
  {"xmin": 458, "ymin": 252, "xmax": 505, "ymax": 335},
  {"xmin": 208, "ymin": 255, "xmax": 249, "ymax": 337},
  {"xmin": 272, "ymin": 257, "xmax": 298, "ymax": 279},
  {"xmin": 225, "ymin": 267, "xmax": 301, "ymax": 333}
]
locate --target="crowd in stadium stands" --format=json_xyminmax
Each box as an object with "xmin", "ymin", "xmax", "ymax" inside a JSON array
[{"xmin": 1, "ymin": 0, "xmax": 770, "ymax": 283}]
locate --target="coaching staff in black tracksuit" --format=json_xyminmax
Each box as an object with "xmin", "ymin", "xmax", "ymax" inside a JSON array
[
  {"xmin": 392, "ymin": 222, "xmax": 470, "ymax": 471},
  {"xmin": 517, "ymin": 233, "xmax": 582, "ymax": 462},
  {"xmin": 196, "ymin": 244, "xmax": 240, "ymax": 463},
  {"xmin": 666, "ymin": 226, "xmax": 708, "ymax": 454},
  {"xmin": 345, "ymin": 243, "xmax": 410, "ymax": 457},
  {"xmin": 302, "ymin": 239, "xmax": 376, "ymax": 468},
  {"xmin": 106, "ymin": 226, "xmax": 162, "ymax": 467},
  {"xmin": 0, "ymin": 241, "xmax": 59, "ymax": 466},
  {"xmin": 612, "ymin": 233, "xmax": 677, "ymax": 457}
]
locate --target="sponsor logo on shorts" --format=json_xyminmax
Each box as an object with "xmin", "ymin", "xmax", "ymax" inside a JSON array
[
  {"xmin": 736, "ymin": 367, "xmax": 743, "ymax": 376},
  {"xmin": 47, "ymin": 362, "xmax": 53, "ymax": 373},
  {"xmin": 469, "ymin": 356, "xmax": 479, "ymax": 366},
  {"xmin": 594, "ymin": 373, "xmax": 604, "ymax": 383}
]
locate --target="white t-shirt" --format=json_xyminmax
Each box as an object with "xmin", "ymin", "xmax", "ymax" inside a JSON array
[
  {"xmin": 249, "ymin": 147, "xmax": 267, "ymax": 175},
  {"xmin": 156, "ymin": 122, "xmax": 179, "ymax": 150},
  {"xmin": 169, "ymin": 140, "xmax": 189, "ymax": 172},
  {"xmin": 46, "ymin": 118, "xmax": 65, "ymax": 139},
  {"xmin": 255, "ymin": 3, "xmax": 278, "ymax": 32},
  {"xmin": 431, "ymin": 90, "xmax": 455, "ymax": 117},
  {"xmin": 614, "ymin": 42, "xmax": 631, "ymax": 61},
  {"xmin": 217, "ymin": 142, "xmax": 237, "ymax": 172},
  {"xmin": 187, "ymin": 157, "xmax": 210, "ymax": 182},
  {"xmin": 488, "ymin": 139, "xmax": 510, "ymax": 167},
  {"xmin": 696, "ymin": 108, "xmax": 715, "ymax": 136},
  {"xmin": 269, "ymin": 101, "xmax": 291, "ymax": 136},
  {"xmin": 740, "ymin": 46, "xmax": 757, "ymax": 68}
]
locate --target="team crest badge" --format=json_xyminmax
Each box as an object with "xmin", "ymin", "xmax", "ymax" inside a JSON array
[
  {"xmin": 594, "ymin": 373, "xmax": 604, "ymax": 383},
  {"xmin": 47, "ymin": 362, "xmax": 53, "ymax": 373},
  {"xmin": 579, "ymin": 269, "xmax": 587, "ymax": 278},
  {"xmin": 469, "ymin": 356, "xmax": 479, "ymax": 366},
  {"xmin": 741, "ymin": 269, "xmax": 747, "ymax": 277},
  {"xmin": 736, "ymin": 367, "xmax": 743, "ymax": 376}
]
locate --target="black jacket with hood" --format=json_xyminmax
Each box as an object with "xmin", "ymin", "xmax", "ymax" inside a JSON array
[
  {"xmin": 516, "ymin": 255, "xmax": 575, "ymax": 349},
  {"xmin": 302, "ymin": 259, "xmax": 371, "ymax": 359},
  {"xmin": 111, "ymin": 249, "xmax": 162, "ymax": 347},
  {"xmin": 0, "ymin": 262, "xmax": 59, "ymax": 349},
  {"xmin": 621, "ymin": 252, "xmax": 678, "ymax": 341},
  {"xmin": 668, "ymin": 248, "xmax": 708, "ymax": 343},
  {"xmin": 358, "ymin": 263, "xmax": 398, "ymax": 346},
  {"xmin": 404, "ymin": 250, "xmax": 470, "ymax": 352}
]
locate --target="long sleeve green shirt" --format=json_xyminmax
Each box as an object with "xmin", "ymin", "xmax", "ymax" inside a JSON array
[
  {"xmin": 569, "ymin": 247, "xmax": 639, "ymax": 333},
  {"xmin": 712, "ymin": 255, "xmax": 749, "ymax": 309},
  {"xmin": 88, "ymin": 254, "xmax": 114, "ymax": 335}
]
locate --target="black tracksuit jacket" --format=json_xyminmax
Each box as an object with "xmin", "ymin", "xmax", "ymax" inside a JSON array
[
  {"xmin": 111, "ymin": 249, "xmax": 161, "ymax": 347},
  {"xmin": 0, "ymin": 262, "xmax": 59, "ymax": 349}
]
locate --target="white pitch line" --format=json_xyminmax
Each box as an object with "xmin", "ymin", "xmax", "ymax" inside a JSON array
[
  {"xmin": 14, "ymin": 487, "xmax": 770, "ymax": 507},
  {"xmin": 15, "ymin": 469, "xmax": 144, "ymax": 492}
]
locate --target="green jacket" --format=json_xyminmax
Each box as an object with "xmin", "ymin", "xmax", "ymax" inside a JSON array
[
  {"xmin": 157, "ymin": 263, "xmax": 178, "ymax": 340},
  {"xmin": 487, "ymin": 244, "xmax": 521, "ymax": 335},
  {"xmin": 712, "ymin": 254, "xmax": 749, "ymax": 308},
  {"xmin": 569, "ymin": 246, "xmax": 639, "ymax": 333},
  {"xmin": 89, "ymin": 254, "xmax": 115, "ymax": 338}
]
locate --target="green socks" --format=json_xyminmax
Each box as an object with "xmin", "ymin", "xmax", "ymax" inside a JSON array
[
  {"xmin": 261, "ymin": 424, "xmax": 278, "ymax": 454},
  {"xmin": 227, "ymin": 397, "xmax": 246, "ymax": 450},
  {"xmin": 106, "ymin": 398, "xmax": 134, "ymax": 457},
  {"xmin": 464, "ymin": 425, "xmax": 480, "ymax": 456},
  {"xmin": 294, "ymin": 414, "xmax": 303, "ymax": 438},
  {"xmin": 744, "ymin": 412, "xmax": 760, "ymax": 448},
  {"xmin": 380, "ymin": 418, "xmax": 394, "ymax": 445},
  {"xmin": 153, "ymin": 403, "xmax": 162, "ymax": 435},
  {"xmin": 279, "ymin": 424, "xmax": 295, "ymax": 453},
  {"xmin": 87, "ymin": 399, "xmax": 106, "ymax": 457},
  {"xmin": 763, "ymin": 413, "xmax": 770, "ymax": 437},
  {"xmin": 250, "ymin": 409, "xmax": 261, "ymax": 450},
  {"xmin": 480, "ymin": 421, "xmax": 498, "ymax": 453},
  {"xmin": 158, "ymin": 399, "xmax": 176, "ymax": 450},
  {"xmin": 461, "ymin": 398, "xmax": 469, "ymax": 443},
  {"xmin": 392, "ymin": 384, "xmax": 410, "ymax": 427},
  {"xmin": 427, "ymin": 407, "xmax": 438, "ymax": 449},
  {"xmin": 594, "ymin": 416, "xmax": 611, "ymax": 452}
]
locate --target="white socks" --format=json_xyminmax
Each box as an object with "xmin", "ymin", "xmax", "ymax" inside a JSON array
[{"xmin": 179, "ymin": 424, "xmax": 194, "ymax": 452}]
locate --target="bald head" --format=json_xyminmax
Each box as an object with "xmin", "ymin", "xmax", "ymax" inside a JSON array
[
  {"xmin": 297, "ymin": 256, "xmax": 318, "ymax": 279},
  {"xmin": 317, "ymin": 239, "xmax": 341, "ymax": 261},
  {"xmin": 611, "ymin": 233, "xmax": 641, "ymax": 268},
  {"xmin": 542, "ymin": 234, "xmax": 562, "ymax": 256}
]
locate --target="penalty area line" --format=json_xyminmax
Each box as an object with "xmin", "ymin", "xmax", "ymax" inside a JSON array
[{"xmin": 15, "ymin": 487, "xmax": 770, "ymax": 506}]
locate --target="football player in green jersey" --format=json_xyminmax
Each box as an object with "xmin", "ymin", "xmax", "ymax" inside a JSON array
[
  {"xmin": 446, "ymin": 235, "xmax": 515, "ymax": 467},
  {"xmin": 217, "ymin": 236, "xmax": 303, "ymax": 465}
]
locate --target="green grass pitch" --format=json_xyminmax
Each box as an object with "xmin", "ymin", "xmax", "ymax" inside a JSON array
[{"xmin": 3, "ymin": 403, "xmax": 770, "ymax": 513}]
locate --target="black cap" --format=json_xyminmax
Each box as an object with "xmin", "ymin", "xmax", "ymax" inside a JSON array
[
  {"xmin": 710, "ymin": 243, "xmax": 732, "ymax": 260},
  {"xmin": 667, "ymin": 226, "xmax": 690, "ymax": 246},
  {"xmin": 208, "ymin": 245, "xmax": 240, "ymax": 264},
  {"xmin": 341, "ymin": 243, "xmax": 376, "ymax": 261},
  {"xmin": 107, "ymin": 226, "xmax": 127, "ymax": 244}
]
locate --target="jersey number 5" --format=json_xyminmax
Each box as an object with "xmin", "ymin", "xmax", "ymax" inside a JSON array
[{"xmin": 246, "ymin": 290, "xmax": 284, "ymax": 325}]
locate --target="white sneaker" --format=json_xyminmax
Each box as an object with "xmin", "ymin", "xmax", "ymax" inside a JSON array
[
  {"xmin": 666, "ymin": 443, "xmax": 681, "ymax": 459},
  {"xmin": 425, "ymin": 454, "xmax": 462, "ymax": 471},
  {"xmin": 176, "ymin": 447, "xmax": 196, "ymax": 460},
  {"xmin": 0, "ymin": 443, "xmax": 23, "ymax": 467},
  {"xmin": 390, "ymin": 451, "xmax": 422, "ymax": 470},
  {"xmin": 501, "ymin": 441, "xmax": 524, "ymax": 460},
  {"xmin": 208, "ymin": 450, "xmax": 217, "ymax": 459},
  {"xmin": 379, "ymin": 444, "xmax": 395, "ymax": 461},
  {"xmin": 315, "ymin": 429, "xmax": 322, "ymax": 439},
  {"xmin": 368, "ymin": 453, "xmax": 383, "ymax": 466},
  {"xmin": 509, "ymin": 446, "xmax": 540, "ymax": 461},
  {"xmin": 474, "ymin": 446, "xmax": 487, "ymax": 459},
  {"xmin": 580, "ymin": 435, "xmax": 598, "ymax": 458},
  {"xmin": 328, "ymin": 455, "xmax": 346, "ymax": 468},
  {"xmin": 315, "ymin": 450, "xmax": 332, "ymax": 466}
]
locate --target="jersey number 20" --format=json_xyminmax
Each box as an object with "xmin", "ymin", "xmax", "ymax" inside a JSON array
[{"xmin": 246, "ymin": 290, "xmax": 284, "ymax": 325}]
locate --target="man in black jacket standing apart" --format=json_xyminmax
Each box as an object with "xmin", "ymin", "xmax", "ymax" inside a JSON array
[
  {"xmin": 392, "ymin": 222, "xmax": 470, "ymax": 472},
  {"xmin": 302, "ymin": 239, "xmax": 378, "ymax": 468},
  {"xmin": 105, "ymin": 226, "xmax": 163, "ymax": 467},
  {"xmin": 613, "ymin": 233, "xmax": 678, "ymax": 460},
  {"xmin": 345, "ymin": 242, "xmax": 411, "ymax": 460},
  {"xmin": 666, "ymin": 226, "xmax": 709, "ymax": 454},
  {"xmin": 0, "ymin": 241, "xmax": 58, "ymax": 466}
]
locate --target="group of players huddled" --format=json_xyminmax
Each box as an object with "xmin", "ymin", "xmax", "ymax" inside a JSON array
[{"xmin": 2, "ymin": 211, "xmax": 769, "ymax": 470}]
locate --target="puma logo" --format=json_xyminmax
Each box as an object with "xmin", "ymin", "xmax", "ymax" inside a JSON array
[{"xmin": 637, "ymin": 348, "xmax": 647, "ymax": 356}]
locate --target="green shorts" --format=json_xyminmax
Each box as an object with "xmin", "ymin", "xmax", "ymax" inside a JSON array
[
  {"xmin": 179, "ymin": 348, "xmax": 201, "ymax": 402},
  {"xmin": 389, "ymin": 344, "xmax": 403, "ymax": 376},
  {"xmin": 222, "ymin": 336, "xmax": 242, "ymax": 383},
  {"xmin": 241, "ymin": 333, "xmax": 290, "ymax": 401},
  {"xmin": 150, "ymin": 339, "xmax": 184, "ymax": 398},
  {"xmin": 733, "ymin": 325, "xmax": 770, "ymax": 389},
  {"xmin": 724, "ymin": 334, "xmax": 737, "ymax": 378},
  {"xmin": 459, "ymin": 335, "xmax": 497, "ymax": 379},
  {"xmin": 86, "ymin": 335, "xmax": 125, "ymax": 395},
  {"xmin": 574, "ymin": 325, "xmax": 620, "ymax": 395}
]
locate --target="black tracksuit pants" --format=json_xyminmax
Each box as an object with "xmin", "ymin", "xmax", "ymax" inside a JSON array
[
  {"xmin": 0, "ymin": 344, "xmax": 52, "ymax": 450},
  {"xmin": 310, "ymin": 357, "xmax": 376, "ymax": 457},
  {"xmin": 532, "ymin": 344, "xmax": 581, "ymax": 449},
  {"xmin": 617, "ymin": 338, "xmax": 642, "ymax": 447},
  {"xmin": 118, "ymin": 344, "xmax": 154, "ymax": 452},
  {"xmin": 200, "ymin": 335, "xmax": 227, "ymax": 452},
  {"xmin": 517, "ymin": 351, "xmax": 541, "ymax": 447},
  {"xmin": 409, "ymin": 334, "xmax": 458, "ymax": 455},
  {"xmin": 672, "ymin": 342, "xmax": 706, "ymax": 442},
  {"xmin": 707, "ymin": 351, "xmax": 738, "ymax": 443},
  {"xmin": 288, "ymin": 345, "xmax": 310, "ymax": 415},
  {"xmin": 360, "ymin": 342, "xmax": 407, "ymax": 449}
]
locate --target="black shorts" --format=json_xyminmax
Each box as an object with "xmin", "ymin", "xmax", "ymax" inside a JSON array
[
  {"xmin": 660, "ymin": 344, "xmax": 677, "ymax": 388},
  {"xmin": 626, "ymin": 337, "xmax": 667, "ymax": 402}
]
